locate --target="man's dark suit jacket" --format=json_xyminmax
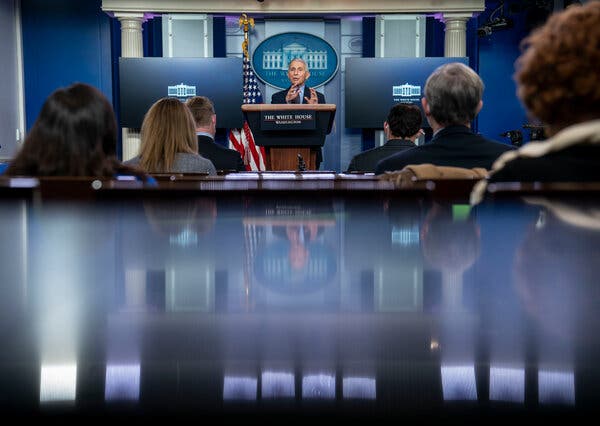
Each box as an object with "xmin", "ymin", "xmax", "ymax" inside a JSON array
[
  {"xmin": 375, "ymin": 125, "xmax": 513, "ymax": 174},
  {"xmin": 271, "ymin": 86, "xmax": 326, "ymax": 169},
  {"xmin": 346, "ymin": 139, "xmax": 416, "ymax": 173},
  {"xmin": 197, "ymin": 135, "xmax": 245, "ymax": 172},
  {"xmin": 271, "ymin": 85, "xmax": 326, "ymax": 104}
]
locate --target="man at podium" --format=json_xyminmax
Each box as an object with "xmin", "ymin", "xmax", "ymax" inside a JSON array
[
  {"xmin": 271, "ymin": 58, "xmax": 326, "ymax": 168},
  {"xmin": 271, "ymin": 58, "xmax": 326, "ymax": 105}
]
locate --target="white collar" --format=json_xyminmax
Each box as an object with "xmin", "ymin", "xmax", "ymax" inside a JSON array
[{"xmin": 196, "ymin": 131, "xmax": 214, "ymax": 139}]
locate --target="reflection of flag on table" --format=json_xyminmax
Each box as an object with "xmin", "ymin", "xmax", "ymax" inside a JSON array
[{"xmin": 229, "ymin": 55, "xmax": 266, "ymax": 171}]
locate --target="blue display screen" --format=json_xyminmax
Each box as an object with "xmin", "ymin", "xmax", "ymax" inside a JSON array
[
  {"xmin": 119, "ymin": 57, "xmax": 243, "ymax": 129},
  {"xmin": 344, "ymin": 57, "xmax": 469, "ymax": 128}
]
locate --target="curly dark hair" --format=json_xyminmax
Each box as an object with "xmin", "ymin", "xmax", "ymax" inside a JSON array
[
  {"xmin": 515, "ymin": 2, "xmax": 600, "ymax": 134},
  {"xmin": 386, "ymin": 103, "xmax": 423, "ymax": 138}
]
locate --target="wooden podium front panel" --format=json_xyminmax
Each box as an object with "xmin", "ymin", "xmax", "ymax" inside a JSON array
[{"xmin": 266, "ymin": 147, "xmax": 317, "ymax": 171}]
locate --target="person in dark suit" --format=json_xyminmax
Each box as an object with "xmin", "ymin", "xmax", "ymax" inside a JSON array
[
  {"xmin": 271, "ymin": 58, "xmax": 326, "ymax": 105},
  {"xmin": 185, "ymin": 96, "xmax": 245, "ymax": 172},
  {"xmin": 271, "ymin": 58, "xmax": 326, "ymax": 168},
  {"xmin": 375, "ymin": 63, "xmax": 513, "ymax": 175},
  {"xmin": 346, "ymin": 104, "xmax": 423, "ymax": 173}
]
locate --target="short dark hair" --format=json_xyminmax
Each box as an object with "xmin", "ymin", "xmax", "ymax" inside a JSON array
[
  {"xmin": 185, "ymin": 96, "xmax": 215, "ymax": 127},
  {"xmin": 386, "ymin": 104, "xmax": 422, "ymax": 138}
]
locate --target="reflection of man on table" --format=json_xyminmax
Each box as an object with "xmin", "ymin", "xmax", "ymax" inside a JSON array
[
  {"xmin": 271, "ymin": 58, "xmax": 326, "ymax": 169},
  {"xmin": 285, "ymin": 224, "xmax": 321, "ymax": 270}
]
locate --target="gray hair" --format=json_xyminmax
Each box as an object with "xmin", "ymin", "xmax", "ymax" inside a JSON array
[
  {"xmin": 424, "ymin": 62, "xmax": 484, "ymax": 126},
  {"xmin": 288, "ymin": 57, "xmax": 309, "ymax": 72}
]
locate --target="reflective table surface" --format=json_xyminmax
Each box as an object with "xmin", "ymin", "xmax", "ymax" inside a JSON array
[{"xmin": 1, "ymin": 191, "xmax": 599, "ymax": 421}]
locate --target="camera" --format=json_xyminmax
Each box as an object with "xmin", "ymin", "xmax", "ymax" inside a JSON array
[
  {"xmin": 501, "ymin": 124, "xmax": 546, "ymax": 146},
  {"xmin": 477, "ymin": 17, "xmax": 513, "ymax": 37},
  {"xmin": 500, "ymin": 130, "xmax": 523, "ymax": 147},
  {"xmin": 523, "ymin": 124, "xmax": 545, "ymax": 141}
]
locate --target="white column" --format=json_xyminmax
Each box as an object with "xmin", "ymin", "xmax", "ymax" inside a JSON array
[
  {"xmin": 114, "ymin": 13, "xmax": 145, "ymax": 161},
  {"xmin": 118, "ymin": 13, "xmax": 144, "ymax": 58},
  {"xmin": 439, "ymin": 13, "xmax": 472, "ymax": 57}
]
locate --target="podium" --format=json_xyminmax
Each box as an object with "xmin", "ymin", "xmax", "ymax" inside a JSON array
[{"xmin": 242, "ymin": 104, "xmax": 336, "ymax": 171}]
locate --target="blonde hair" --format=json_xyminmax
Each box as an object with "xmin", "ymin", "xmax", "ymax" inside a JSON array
[{"xmin": 139, "ymin": 97, "xmax": 198, "ymax": 172}]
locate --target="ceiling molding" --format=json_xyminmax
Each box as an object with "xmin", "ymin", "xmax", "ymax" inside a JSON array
[{"xmin": 102, "ymin": 0, "xmax": 485, "ymax": 15}]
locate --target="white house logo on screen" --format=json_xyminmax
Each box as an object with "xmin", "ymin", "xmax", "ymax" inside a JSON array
[
  {"xmin": 392, "ymin": 83, "xmax": 421, "ymax": 103},
  {"xmin": 252, "ymin": 32, "xmax": 339, "ymax": 89},
  {"xmin": 167, "ymin": 83, "xmax": 197, "ymax": 98}
]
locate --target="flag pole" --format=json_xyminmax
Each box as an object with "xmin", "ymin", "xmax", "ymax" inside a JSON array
[
  {"xmin": 239, "ymin": 13, "xmax": 254, "ymax": 60},
  {"xmin": 239, "ymin": 13, "xmax": 254, "ymax": 168},
  {"xmin": 239, "ymin": 13, "xmax": 255, "ymax": 311},
  {"xmin": 229, "ymin": 13, "xmax": 266, "ymax": 172}
]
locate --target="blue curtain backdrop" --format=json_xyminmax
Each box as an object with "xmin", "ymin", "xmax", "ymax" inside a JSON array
[
  {"xmin": 21, "ymin": 0, "xmax": 112, "ymax": 130},
  {"xmin": 361, "ymin": 17, "xmax": 376, "ymax": 152}
]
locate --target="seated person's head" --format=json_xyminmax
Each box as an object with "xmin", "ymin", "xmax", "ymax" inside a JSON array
[
  {"xmin": 139, "ymin": 97, "xmax": 198, "ymax": 172},
  {"xmin": 6, "ymin": 83, "xmax": 119, "ymax": 176},
  {"xmin": 385, "ymin": 103, "xmax": 423, "ymax": 141},
  {"xmin": 185, "ymin": 96, "xmax": 216, "ymax": 134},
  {"xmin": 422, "ymin": 62, "xmax": 484, "ymax": 128},
  {"xmin": 514, "ymin": 2, "xmax": 600, "ymax": 136}
]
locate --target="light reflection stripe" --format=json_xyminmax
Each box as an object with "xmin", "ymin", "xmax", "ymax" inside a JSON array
[
  {"xmin": 40, "ymin": 364, "xmax": 77, "ymax": 403},
  {"xmin": 105, "ymin": 364, "xmax": 140, "ymax": 402}
]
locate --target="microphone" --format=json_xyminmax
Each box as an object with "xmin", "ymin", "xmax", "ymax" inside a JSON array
[{"xmin": 297, "ymin": 153, "xmax": 306, "ymax": 172}]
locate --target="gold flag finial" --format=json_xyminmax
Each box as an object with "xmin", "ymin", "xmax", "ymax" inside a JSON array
[{"xmin": 239, "ymin": 13, "xmax": 255, "ymax": 59}]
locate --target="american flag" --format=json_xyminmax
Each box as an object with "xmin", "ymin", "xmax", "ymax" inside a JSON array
[{"xmin": 229, "ymin": 55, "xmax": 267, "ymax": 171}]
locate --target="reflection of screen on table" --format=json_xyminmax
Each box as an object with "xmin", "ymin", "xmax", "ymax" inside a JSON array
[
  {"xmin": 344, "ymin": 57, "xmax": 469, "ymax": 129},
  {"xmin": 119, "ymin": 57, "xmax": 243, "ymax": 129}
]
